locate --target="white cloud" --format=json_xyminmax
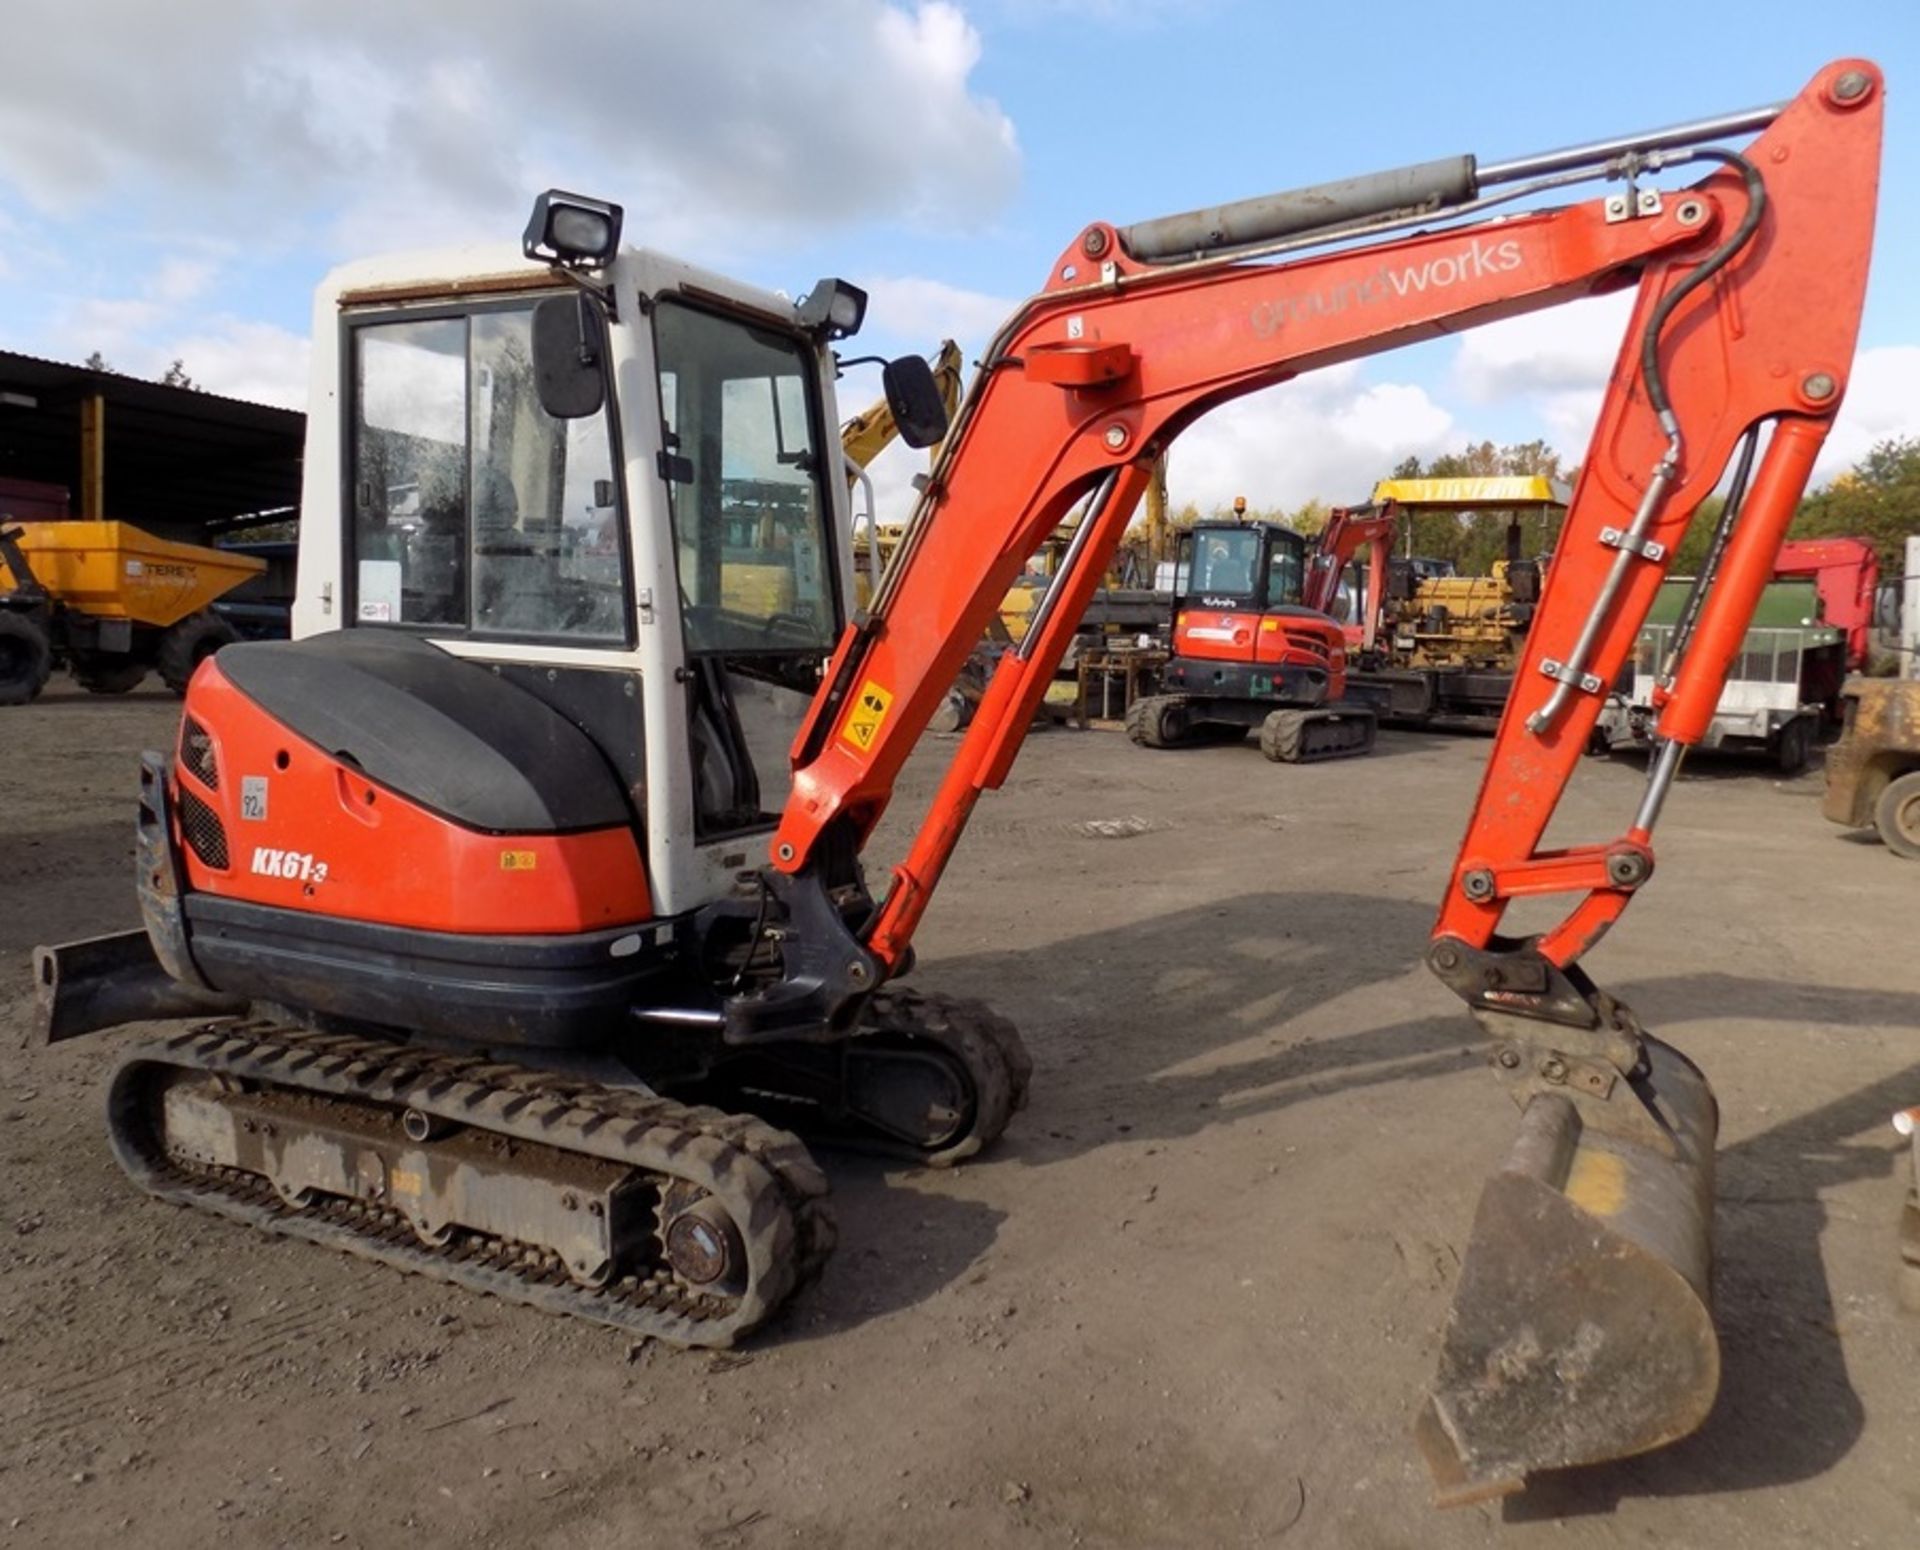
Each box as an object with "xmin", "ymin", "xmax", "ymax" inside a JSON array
[
  {"xmin": 1165, "ymin": 367, "xmax": 1456, "ymax": 512},
  {"xmin": 861, "ymin": 276, "xmax": 1014, "ymax": 352},
  {"xmin": 2, "ymin": 3, "xmax": 1021, "ymax": 405},
  {"xmin": 1816, "ymin": 346, "xmax": 1920, "ymax": 484},
  {"xmin": 162, "ymin": 321, "xmax": 311, "ymax": 410},
  {"xmin": 0, "ymin": 1, "xmax": 1020, "ymax": 256},
  {"xmin": 1450, "ymin": 290, "xmax": 1633, "ymax": 451},
  {"xmin": 148, "ymin": 257, "xmax": 219, "ymax": 306},
  {"xmin": 1452, "ymin": 291, "xmax": 1634, "ymax": 405}
]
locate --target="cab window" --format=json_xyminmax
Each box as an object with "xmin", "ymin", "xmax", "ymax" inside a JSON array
[
  {"xmin": 1266, "ymin": 537, "xmax": 1304, "ymax": 606},
  {"xmin": 1191, "ymin": 528, "xmax": 1260, "ymax": 599},
  {"xmin": 652, "ymin": 300, "xmax": 839, "ymax": 655},
  {"xmin": 349, "ymin": 304, "xmax": 628, "ymax": 640}
]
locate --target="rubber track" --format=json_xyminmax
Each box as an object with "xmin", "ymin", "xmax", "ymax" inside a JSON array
[
  {"xmin": 1126, "ymin": 694, "xmax": 1190, "ymax": 749},
  {"xmin": 854, "ymin": 989, "xmax": 1032, "ymax": 1166},
  {"xmin": 1260, "ymin": 707, "xmax": 1376, "ymax": 764},
  {"xmin": 105, "ymin": 1022, "xmax": 835, "ymax": 1349}
]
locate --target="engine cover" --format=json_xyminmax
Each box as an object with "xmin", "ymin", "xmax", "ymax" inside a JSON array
[{"xmin": 162, "ymin": 631, "xmax": 658, "ymax": 1046}]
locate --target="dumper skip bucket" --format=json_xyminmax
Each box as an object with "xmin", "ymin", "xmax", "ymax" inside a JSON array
[
  {"xmin": 1417, "ymin": 1035, "xmax": 1719, "ymax": 1505},
  {"xmin": 1, "ymin": 521, "xmax": 264, "ymax": 628}
]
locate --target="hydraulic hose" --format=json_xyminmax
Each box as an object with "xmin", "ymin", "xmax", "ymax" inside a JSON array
[
  {"xmin": 1527, "ymin": 149, "xmax": 1768, "ymax": 737},
  {"xmin": 1638, "ymin": 149, "xmax": 1768, "ymax": 437}
]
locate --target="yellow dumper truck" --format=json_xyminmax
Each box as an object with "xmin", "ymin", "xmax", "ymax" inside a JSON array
[{"xmin": 0, "ymin": 514, "xmax": 264, "ymax": 703}]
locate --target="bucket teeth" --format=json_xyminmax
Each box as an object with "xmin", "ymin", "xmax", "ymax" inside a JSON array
[{"xmin": 1420, "ymin": 1036, "xmax": 1720, "ymax": 1504}]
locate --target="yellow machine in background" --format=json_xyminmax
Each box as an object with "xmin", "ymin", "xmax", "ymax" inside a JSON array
[
  {"xmin": 2, "ymin": 521, "xmax": 262, "ymax": 626},
  {"xmin": 1347, "ymin": 475, "xmax": 1568, "ymax": 729},
  {"xmin": 0, "ymin": 517, "xmax": 262, "ymax": 703}
]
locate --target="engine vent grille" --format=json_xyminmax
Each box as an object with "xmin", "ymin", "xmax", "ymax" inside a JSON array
[
  {"xmin": 177, "ymin": 787, "xmax": 230, "ymax": 871},
  {"xmin": 180, "ymin": 718, "xmax": 219, "ymax": 790}
]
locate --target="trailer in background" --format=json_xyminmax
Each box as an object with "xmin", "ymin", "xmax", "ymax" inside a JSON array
[{"xmin": 1597, "ymin": 578, "xmax": 1845, "ymax": 772}]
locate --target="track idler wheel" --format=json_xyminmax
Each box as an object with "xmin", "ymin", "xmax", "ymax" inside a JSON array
[
  {"xmin": 661, "ymin": 1181, "xmax": 749, "ymax": 1296},
  {"xmin": 1417, "ymin": 1035, "xmax": 1719, "ymax": 1505}
]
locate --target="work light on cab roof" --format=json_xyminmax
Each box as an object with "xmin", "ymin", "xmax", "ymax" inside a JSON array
[
  {"xmin": 796, "ymin": 278, "xmax": 868, "ymax": 341},
  {"xmin": 522, "ymin": 189, "xmax": 623, "ymax": 268}
]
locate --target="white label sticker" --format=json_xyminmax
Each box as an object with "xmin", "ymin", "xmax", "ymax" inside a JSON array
[
  {"xmin": 357, "ymin": 559, "xmax": 403, "ymax": 623},
  {"xmin": 240, "ymin": 775, "xmax": 268, "ymax": 822},
  {"xmin": 124, "ymin": 559, "xmax": 144, "ymax": 576}
]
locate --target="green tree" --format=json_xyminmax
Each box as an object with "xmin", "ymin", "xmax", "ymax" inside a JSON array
[
  {"xmin": 160, "ymin": 359, "xmax": 197, "ymax": 390},
  {"xmin": 1288, "ymin": 498, "xmax": 1330, "ymax": 537},
  {"xmin": 1789, "ymin": 437, "xmax": 1920, "ymax": 573},
  {"xmin": 83, "ymin": 350, "xmax": 111, "ymax": 372},
  {"xmin": 1663, "ymin": 438, "xmax": 1920, "ymax": 580}
]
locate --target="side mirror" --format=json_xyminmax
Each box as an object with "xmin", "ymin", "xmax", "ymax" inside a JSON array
[
  {"xmin": 883, "ymin": 354, "xmax": 949, "ymax": 450},
  {"xmin": 532, "ymin": 293, "xmax": 608, "ymax": 420}
]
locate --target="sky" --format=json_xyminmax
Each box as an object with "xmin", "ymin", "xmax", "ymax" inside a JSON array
[{"xmin": 0, "ymin": 0, "xmax": 1914, "ymax": 523}]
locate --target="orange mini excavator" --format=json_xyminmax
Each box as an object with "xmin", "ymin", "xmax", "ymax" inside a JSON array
[
  {"xmin": 37, "ymin": 62, "xmax": 1884, "ymax": 1506},
  {"xmin": 1126, "ymin": 515, "xmax": 1377, "ymax": 761}
]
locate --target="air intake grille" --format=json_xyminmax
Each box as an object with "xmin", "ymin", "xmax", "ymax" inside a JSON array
[
  {"xmin": 180, "ymin": 718, "xmax": 219, "ymax": 790},
  {"xmin": 177, "ymin": 787, "xmax": 230, "ymax": 871}
]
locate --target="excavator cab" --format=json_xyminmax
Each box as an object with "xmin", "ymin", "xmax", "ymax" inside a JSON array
[{"xmin": 1127, "ymin": 521, "xmax": 1376, "ymax": 762}]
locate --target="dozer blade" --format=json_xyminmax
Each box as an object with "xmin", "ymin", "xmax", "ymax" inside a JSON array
[{"xmin": 1417, "ymin": 1035, "xmax": 1719, "ymax": 1505}]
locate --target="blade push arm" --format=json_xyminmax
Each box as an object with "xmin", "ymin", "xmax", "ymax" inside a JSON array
[{"xmin": 749, "ymin": 60, "xmax": 1880, "ymax": 1030}]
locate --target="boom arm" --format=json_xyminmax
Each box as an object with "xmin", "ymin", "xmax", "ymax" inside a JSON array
[
  {"xmin": 1307, "ymin": 502, "xmax": 1398, "ymax": 652},
  {"xmin": 736, "ymin": 61, "xmax": 1881, "ymax": 1499},
  {"xmin": 760, "ymin": 61, "xmax": 1878, "ymax": 1009}
]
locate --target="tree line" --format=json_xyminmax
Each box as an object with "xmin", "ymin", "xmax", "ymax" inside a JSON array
[
  {"xmin": 1153, "ymin": 435, "xmax": 1920, "ymax": 579},
  {"xmin": 83, "ymin": 351, "xmax": 197, "ymax": 389}
]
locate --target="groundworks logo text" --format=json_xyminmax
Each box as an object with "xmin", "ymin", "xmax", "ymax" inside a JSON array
[{"xmin": 1250, "ymin": 235, "xmax": 1524, "ymax": 336}]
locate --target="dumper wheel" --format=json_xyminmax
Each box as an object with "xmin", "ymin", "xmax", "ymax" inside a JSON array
[
  {"xmin": 1873, "ymin": 770, "xmax": 1920, "ymax": 861},
  {"xmin": 0, "ymin": 611, "xmax": 53, "ymax": 705},
  {"xmin": 157, "ymin": 612, "xmax": 238, "ymax": 695},
  {"xmin": 72, "ymin": 653, "xmax": 148, "ymax": 695}
]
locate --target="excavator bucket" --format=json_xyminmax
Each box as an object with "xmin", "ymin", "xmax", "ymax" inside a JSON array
[{"xmin": 1416, "ymin": 1036, "xmax": 1719, "ymax": 1505}]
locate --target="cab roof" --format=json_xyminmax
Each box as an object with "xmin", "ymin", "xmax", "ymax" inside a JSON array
[{"xmin": 1371, "ymin": 475, "xmax": 1571, "ymax": 509}]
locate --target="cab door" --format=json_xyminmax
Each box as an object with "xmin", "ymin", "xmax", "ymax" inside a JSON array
[{"xmin": 1174, "ymin": 525, "xmax": 1263, "ymax": 663}]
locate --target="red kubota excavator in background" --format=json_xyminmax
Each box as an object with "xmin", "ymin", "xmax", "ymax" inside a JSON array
[
  {"xmin": 34, "ymin": 61, "xmax": 1884, "ymax": 1508},
  {"xmin": 1126, "ymin": 514, "xmax": 1376, "ymax": 761}
]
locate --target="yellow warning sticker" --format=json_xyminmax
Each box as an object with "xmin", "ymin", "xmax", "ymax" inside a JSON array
[
  {"xmin": 500, "ymin": 849, "xmax": 539, "ymax": 871},
  {"xmin": 839, "ymin": 680, "xmax": 894, "ymax": 752},
  {"xmin": 1564, "ymin": 1149, "xmax": 1627, "ymax": 1218}
]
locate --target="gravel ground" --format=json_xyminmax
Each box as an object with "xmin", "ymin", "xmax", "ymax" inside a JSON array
[{"xmin": 3, "ymin": 679, "xmax": 1918, "ymax": 1548}]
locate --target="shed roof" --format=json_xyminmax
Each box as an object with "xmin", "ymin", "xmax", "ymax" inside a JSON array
[{"xmin": 0, "ymin": 351, "xmax": 303, "ymax": 536}]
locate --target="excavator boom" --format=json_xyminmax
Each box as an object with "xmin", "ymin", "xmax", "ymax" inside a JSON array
[{"xmin": 746, "ymin": 60, "xmax": 1883, "ymax": 1498}]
